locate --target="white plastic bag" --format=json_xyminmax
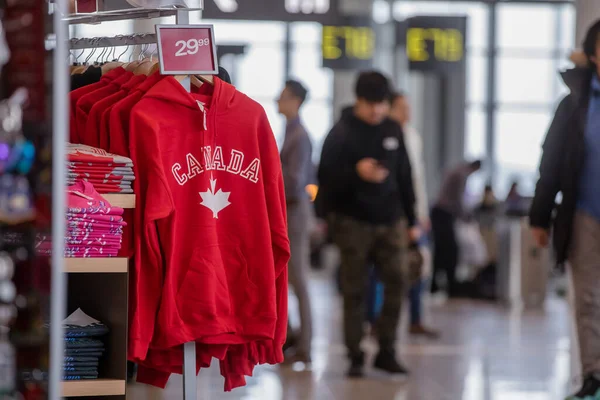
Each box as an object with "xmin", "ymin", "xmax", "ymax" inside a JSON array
[{"xmin": 456, "ymin": 220, "xmax": 488, "ymax": 269}]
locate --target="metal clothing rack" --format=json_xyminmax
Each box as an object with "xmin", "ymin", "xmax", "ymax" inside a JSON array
[
  {"xmin": 69, "ymin": 33, "xmax": 158, "ymax": 50},
  {"xmin": 57, "ymin": 5, "xmax": 201, "ymax": 400}
]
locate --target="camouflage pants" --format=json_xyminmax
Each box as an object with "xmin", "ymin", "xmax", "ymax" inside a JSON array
[
  {"xmin": 332, "ymin": 214, "xmax": 408, "ymax": 356},
  {"xmin": 570, "ymin": 211, "xmax": 600, "ymax": 375}
]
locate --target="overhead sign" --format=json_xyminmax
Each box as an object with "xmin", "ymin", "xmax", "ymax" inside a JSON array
[
  {"xmin": 399, "ymin": 16, "xmax": 467, "ymax": 74},
  {"xmin": 321, "ymin": 17, "xmax": 375, "ymax": 70},
  {"xmin": 203, "ymin": 0, "xmax": 339, "ymax": 23},
  {"xmin": 155, "ymin": 25, "xmax": 219, "ymax": 75}
]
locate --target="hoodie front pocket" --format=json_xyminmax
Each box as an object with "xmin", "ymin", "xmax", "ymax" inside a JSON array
[{"xmin": 177, "ymin": 244, "xmax": 257, "ymax": 321}]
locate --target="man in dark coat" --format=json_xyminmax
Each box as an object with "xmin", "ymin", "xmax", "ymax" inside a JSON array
[
  {"xmin": 317, "ymin": 71, "xmax": 419, "ymax": 378},
  {"xmin": 530, "ymin": 20, "xmax": 600, "ymax": 400}
]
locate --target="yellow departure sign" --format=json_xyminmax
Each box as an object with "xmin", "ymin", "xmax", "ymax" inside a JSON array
[
  {"xmin": 406, "ymin": 27, "xmax": 464, "ymax": 63},
  {"xmin": 401, "ymin": 16, "xmax": 467, "ymax": 74},
  {"xmin": 322, "ymin": 17, "xmax": 375, "ymax": 70}
]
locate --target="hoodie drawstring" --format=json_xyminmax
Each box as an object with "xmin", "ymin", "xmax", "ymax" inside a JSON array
[{"xmin": 196, "ymin": 100, "xmax": 208, "ymax": 168}]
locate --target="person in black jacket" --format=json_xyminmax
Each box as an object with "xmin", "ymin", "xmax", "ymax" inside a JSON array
[
  {"xmin": 317, "ymin": 71, "xmax": 419, "ymax": 378},
  {"xmin": 530, "ymin": 20, "xmax": 600, "ymax": 400}
]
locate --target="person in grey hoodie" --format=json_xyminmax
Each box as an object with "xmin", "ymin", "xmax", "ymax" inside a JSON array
[{"xmin": 277, "ymin": 79, "xmax": 313, "ymax": 365}]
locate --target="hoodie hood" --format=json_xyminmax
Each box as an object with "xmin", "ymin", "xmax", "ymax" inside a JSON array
[
  {"xmin": 143, "ymin": 76, "xmax": 237, "ymax": 116},
  {"xmin": 560, "ymin": 51, "xmax": 595, "ymax": 100},
  {"xmin": 560, "ymin": 67, "xmax": 594, "ymax": 99},
  {"xmin": 141, "ymin": 76, "xmax": 239, "ymax": 167},
  {"xmin": 340, "ymin": 105, "xmax": 354, "ymax": 120}
]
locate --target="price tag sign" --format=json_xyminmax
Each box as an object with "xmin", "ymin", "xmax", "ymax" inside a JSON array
[{"xmin": 155, "ymin": 25, "xmax": 219, "ymax": 75}]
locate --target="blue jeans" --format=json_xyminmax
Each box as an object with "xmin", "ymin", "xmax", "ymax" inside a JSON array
[
  {"xmin": 366, "ymin": 273, "xmax": 428, "ymax": 326},
  {"xmin": 409, "ymin": 278, "xmax": 425, "ymax": 325},
  {"xmin": 366, "ymin": 265, "xmax": 384, "ymax": 324}
]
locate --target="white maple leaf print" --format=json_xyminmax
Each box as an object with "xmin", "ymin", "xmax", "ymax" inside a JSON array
[{"xmin": 199, "ymin": 175, "xmax": 231, "ymax": 218}]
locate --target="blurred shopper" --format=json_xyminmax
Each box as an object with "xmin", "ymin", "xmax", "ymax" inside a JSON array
[
  {"xmin": 317, "ymin": 71, "xmax": 419, "ymax": 378},
  {"xmin": 277, "ymin": 80, "xmax": 313, "ymax": 364},
  {"xmin": 430, "ymin": 160, "xmax": 482, "ymax": 296},
  {"xmin": 506, "ymin": 181, "xmax": 521, "ymax": 204},
  {"xmin": 389, "ymin": 92, "xmax": 439, "ymax": 338},
  {"xmin": 530, "ymin": 20, "xmax": 600, "ymax": 400}
]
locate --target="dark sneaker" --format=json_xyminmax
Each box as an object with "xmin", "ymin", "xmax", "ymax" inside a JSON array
[
  {"xmin": 347, "ymin": 353, "xmax": 365, "ymax": 378},
  {"xmin": 374, "ymin": 350, "xmax": 409, "ymax": 375},
  {"xmin": 409, "ymin": 324, "xmax": 440, "ymax": 339},
  {"xmin": 283, "ymin": 349, "xmax": 312, "ymax": 366},
  {"xmin": 283, "ymin": 332, "xmax": 298, "ymax": 353},
  {"xmin": 567, "ymin": 375, "xmax": 600, "ymax": 399}
]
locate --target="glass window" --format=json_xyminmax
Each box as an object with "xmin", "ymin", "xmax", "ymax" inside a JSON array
[
  {"xmin": 465, "ymin": 107, "xmax": 486, "ymax": 159},
  {"xmin": 496, "ymin": 57, "xmax": 556, "ymax": 105},
  {"xmin": 497, "ymin": 4, "xmax": 556, "ymax": 50},
  {"xmin": 290, "ymin": 22, "xmax": 334, "ymax": 160},
  {"xmin": 494, "ymin": 110, "xmax": 551, "ymax": 195},
  {"xmin": 467, "ymin": 54, "xmax": 487, "ymax": 104},
  {"xmin": 258, "ymin": 100, "xmax": 286, "ymax": 148},
  {"xmin": 234, "ymin": 45, "xmax": 286, "ymax": 99},
  {"xmin": 559, "ymin": 5, "xmax": 576, "ymax": 50},
  {"xmin": 495, "ymin": 111, "xmax": 550, "ymax": 168},
  {"xmin": 300, "ymin": 100, "xmax": 333, "ymax": 161},
  {"xmin": 290, "ymin": 44, "xmax": 334, "ymax": 100}
]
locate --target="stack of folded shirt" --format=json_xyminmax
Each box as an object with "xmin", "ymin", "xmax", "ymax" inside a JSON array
[
  {"xmin": 67, "ymin": 143, "xmax": 135, "ymax": 194},
  {"xmin": 63, "ymin": 308, "xmax": 109, "ymax": 381},
  {"xmin": 35, "ymin": 181, "xmax": 125, "ymax": 257}
]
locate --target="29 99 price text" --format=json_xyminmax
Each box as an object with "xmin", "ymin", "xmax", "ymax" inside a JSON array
[{"xmin": 175, "ymin": 38, "xmax": 211, "ymax": 57}]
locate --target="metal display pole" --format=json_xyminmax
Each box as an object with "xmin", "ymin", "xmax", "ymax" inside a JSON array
[
  {"xmin": 49, "ymin": 0, "xmax": 69, "ymax": 398},
  {"xmin": 174, "ymin": 10, "xmax": 197, "ymax": 399}
]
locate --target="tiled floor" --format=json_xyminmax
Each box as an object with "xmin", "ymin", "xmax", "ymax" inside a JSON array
[{"xmin": 128, "ymin": 274, "xmax": 574, "ymax": 400}]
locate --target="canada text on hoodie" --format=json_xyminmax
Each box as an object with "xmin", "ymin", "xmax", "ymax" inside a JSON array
[{"xmin": 127, "ymin": 77, "xmax": 290, "ymax": 369}]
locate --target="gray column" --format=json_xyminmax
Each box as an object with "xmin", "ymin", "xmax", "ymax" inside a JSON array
[{"xmin": 575, "ymin": 0, "xmax": 600, "ymax": 47}]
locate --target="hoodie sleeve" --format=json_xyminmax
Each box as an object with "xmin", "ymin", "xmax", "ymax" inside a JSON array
[
  {"xmin": 258, "ymin": 110, "xmax": 290, "ymax": 362},
  {"xmin": 316, "ymin": 124, "xmax": 357, "ymax": 218},
  {"xmin": 530, "ymin": 95, "xmax": 574, "ymax": 229},
  {"xmin": 127, "ymin": 105, "xmax": 175, "ymax": 361}
]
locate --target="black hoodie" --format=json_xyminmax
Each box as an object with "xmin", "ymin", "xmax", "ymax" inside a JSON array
[{"xmin": 316, "ymin": 106, "xmax": 417, "ymax": 226}]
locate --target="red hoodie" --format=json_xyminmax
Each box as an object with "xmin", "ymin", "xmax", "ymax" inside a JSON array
[
  {"xmin": 105, "ymin": 72, "xmax": 163, "ymax": 258},
  {"xmin": 87, "ymin": 74, "xmax": 146, "ymax": 151},
  {"xmin": 69, "ymin": 67, "xmax": 126, "ymax": 143},
  {"xmin": 127, "ymin": 77, "xmax": 289, "ymax": 386},
  {"xmin": 76, "ymin": 70, "xmax": 134, "ymax": 147}
]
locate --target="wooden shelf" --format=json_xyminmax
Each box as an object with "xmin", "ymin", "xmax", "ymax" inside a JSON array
[
  {"xmin": 62, "ymin": 379, "xmax": 126, "ymax": 397},
  {"xmin": 64, "ymin": 257, "xmax": 128, "ymax": 273},
  {"xmin": 102, "ymin": 194, "xmax": 135, "ymax": 209}
]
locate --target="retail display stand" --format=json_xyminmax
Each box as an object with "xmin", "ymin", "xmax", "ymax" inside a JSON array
[{"xmin": 58, "ymin": 3, "xmax": 213, "ymax": 399}]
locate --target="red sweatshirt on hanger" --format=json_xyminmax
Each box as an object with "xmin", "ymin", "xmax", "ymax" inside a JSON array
[
  {"xmin": 86, "ymin": 74, "xmax": 146, "ymax": 151},
  {"xmin": 97, "ymin": 75, "xmax": 147, "ymax": 151},
  {"xmin": 107, "ymin": 71, "xmax": 163, "ymax": 157},
  {"xmin": 102, "ymin": 72, "xmax": 163, "ymax": 258},
  {"xmin": 69, "ymin": 67, "xmax": 126, "ymax": 144},
  {"xmin": 127, "ymin": 77, "xmax": 289, "ymax": 388},
  {"xmin": 76, "ymin": 70, "xmax": 134, "ymax": 147}
]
